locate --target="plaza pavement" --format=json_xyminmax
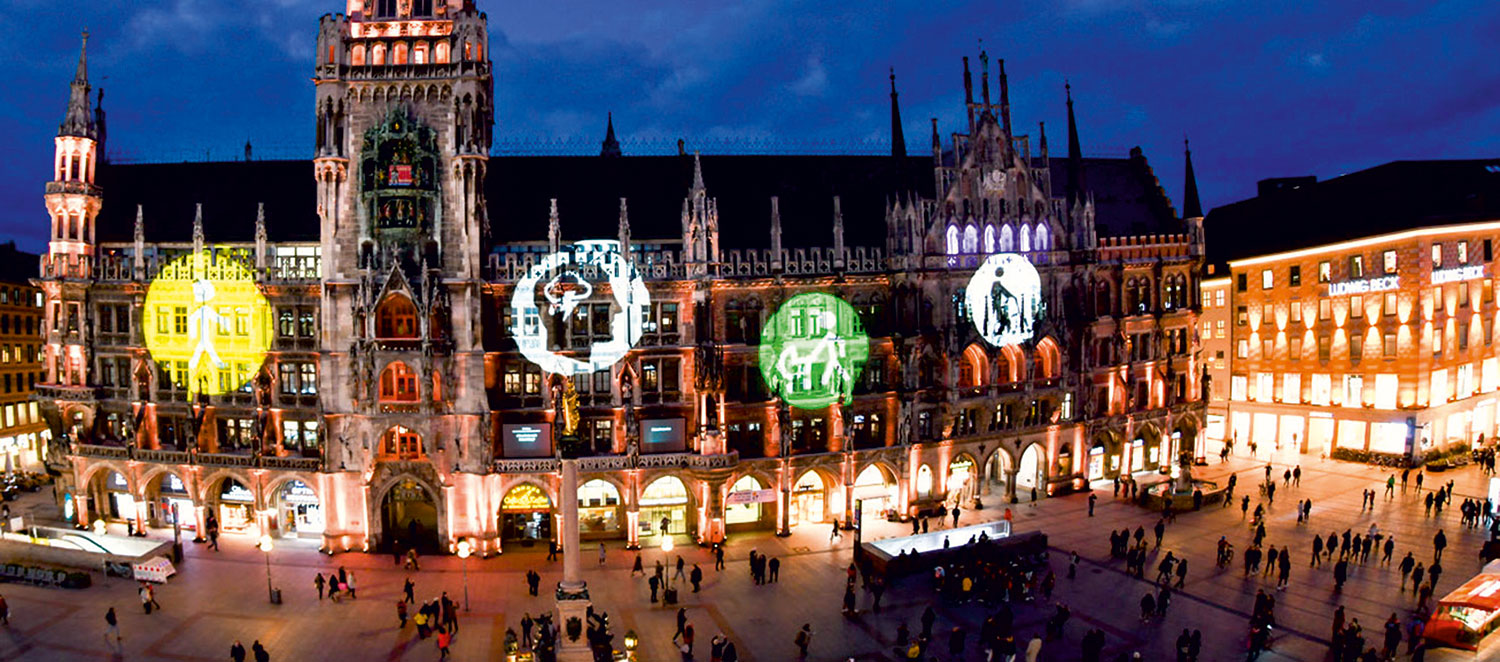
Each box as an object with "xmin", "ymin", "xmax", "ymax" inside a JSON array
[{"xmin": 0, "ymin": 454, "xmax": 1495, "ymax": 661}]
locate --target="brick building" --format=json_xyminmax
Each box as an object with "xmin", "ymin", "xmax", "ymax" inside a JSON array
[{"xmin": 0, "ymin": 242, "xmax": 47, "ymax": 472}]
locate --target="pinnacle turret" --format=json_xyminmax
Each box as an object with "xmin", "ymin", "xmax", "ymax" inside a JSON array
[{"xmin": 59, "ymin": 30, "xmax": 96, "ymax": 139}]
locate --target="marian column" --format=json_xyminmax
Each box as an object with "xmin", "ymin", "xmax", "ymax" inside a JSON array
[{"xmin": 555, "ymin": 378, "xmax": 592, "ymax": 662}]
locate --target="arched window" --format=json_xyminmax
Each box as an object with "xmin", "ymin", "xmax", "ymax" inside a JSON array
[
  {"xmin": 393, "ymin": 42, "xmax": 409, "ymax": 65},
  {"xmin": 999, "ymin": 225, "xmax": 1014, "ymax": 252},
  {"xmin": 412, "ymin": 42, "xmax": 428, "ymax": 65},
  {"xmin": 1020, "ymin": 224, "xmax": 1032, "ymax": 252},
  {"xmin": 961, "ymin": 225, "xmax": 979, "ymax": 254},
  {"xmin": 371, "ymin": 43, "xmax": 387, "ymax": 66},
  {"xmin": 434, "ymin": 41, "xmax": 450, "ymax": 63},
  {"xmin": 916, "ymin": 464, "xmax": 934, "ymax": 498},
  {"xmin": 379, "ymin": 361, "xmax": 419, "ymax": 401},
  {"xmin": 376, "ymin": 295, "xmax": 418, "ymax": 338},
  {"xmin": 350, "ymin": 44, "xmax": 366, "ymax": 66},
  {"xmin": 1035, "ymin": 224, "xmax": 1050, "ymax": 252},
  {"xmin": 431, "ymin": 369, "xmax": 442, "ymax": 402},
  {"xmin": 982, "ymin": 225, "xmax": 996, "ymax": 254},
  {"xmin": 725, "ymin": 475, "xmax": 765, "ymax": 525},
  {"xmin": 945, "ymin": 225, "xmax": 959, "ymax": 255},
  {"xmin": 380, "ymin": 425, "xmax": 423, "ymax": 460}
]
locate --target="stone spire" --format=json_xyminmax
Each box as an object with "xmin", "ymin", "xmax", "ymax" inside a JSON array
[
  {"xmin": 600, "ymin": 112, "xmax": 621, "ymax": 157},
  {"xmin": 94, "ymin": 88, "xmax": 107, "ymax": 160},
  {"xmin": 979, "ymin": 49, "xmax": 991, "ymax": 108},
  {"xmin": 1182, "ymin": 137, "xmax": 1203, "ymax": 219},
  {"xmin": 769, "ymin": 197, "xmax": 783, "ymax": 273},
  {"xmin": 691, "ymin": 151, "xmax": 705, "ymax": 195},
  {"xmin": 962, "ymin": 56, "xmax": 975, "ymax": 134},
  {"xmin": 998, "ymin": 58, "xmax": 1012, "ymax": 143},
  {"xmin": 1065, "ymin": 81, "xmax": 1085, "ymax": 206},
  {"xmin": 192, "ymin": 204, "xmax": 204, "ymax": 256},
  {"xmin": 617, "ymin": 198, "xmax": 631, "ymax": 259},
  {"xmin": 255, "ymin": 203, "xmax": 268, "ymax": 271},
  {"xmin": 889, "ymin": 68, "xmax": 906, "ymax": 158},
  {"xmin": 59, "ymin": 30, "xmax": 96, "ymax": 139},
  {"xmin": 132, "ymin": 205, "xmax": 145, "ymax": 277},
  {"xmin": 832, "ymin": 196, "xmax": 845, "ymax": 270},
  {"xmin": 547, "ymin": 198, "xmax": 560, "ymax": 254}
]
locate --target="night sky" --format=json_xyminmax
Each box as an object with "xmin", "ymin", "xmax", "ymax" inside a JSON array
[{"xmin": 1, "ymin": 0, "xmax": 1496, "ymax": 252}]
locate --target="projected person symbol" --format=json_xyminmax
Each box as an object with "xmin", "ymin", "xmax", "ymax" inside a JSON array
[
  {"xmin": 187, "ymin": 279, "xmax": 228, "ymax": 372},
  {"xmin": 774, "ymin": 309, "xmax": 853, "ymax": 401}
]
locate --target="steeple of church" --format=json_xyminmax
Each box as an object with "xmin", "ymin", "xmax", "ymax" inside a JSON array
[
  {"xmin": 1065, "ymin": 81, "xmax": 1085, "ymax": 207},
  {"xmin": 60, "ymin": 30, "xmax": 96, "ymax": 139},
  {"xmin": 600, "ymin": 112, "xmax": 621, "ymax": 157},
  {"xmin": 1182, "ymin": 137, "xmax": 1203, "ymax": 219},
  {"xmin": 889, "ymin": 69, "xmax": 906, "ymax": 158}
]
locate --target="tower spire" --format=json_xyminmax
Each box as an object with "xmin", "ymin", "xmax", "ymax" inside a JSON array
[
  {"xmin": 1065, "ymin": 81, "xmax": 1084, "ymax": 205},
  {"xmin": 691, "ymin": 151, "xmax": 705, "ymax": 194},
  {"xmin": 1182, "ymin": 137, "xmax": 1203, "ymax": 219},
  {"xmin": 962, "ymin": 56, "xmax": 975, "ymax": 134},
  {"xmin": 59, "ymin": 29, "xmax": 96, "ymax": 138},
  {"xmin": 889, "ymin": 68, "xmax": 906, "ymax": 157},
  {"xmin": 999, "ymin": 58, "xmax": 1012, "ymax": 141},
  {"xmin": 979, "ymin": 48, "xmax": 991, "ymax": 108},
  {"xmin": 600, "ymin": 112, "xmax": 621, "ymax": 157}
]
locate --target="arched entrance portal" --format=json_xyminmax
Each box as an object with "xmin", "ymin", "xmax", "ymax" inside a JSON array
[
  {"xmin": 383, "ymin": 479, "xmax": 439, "ymax": 553},
  {"xmin": 725, "ymin": 475, "xmax": 769, "ymax": 529},
  {"xmin": 501, "ymin": 483, "xmax": 554, "ymax": 544},
  {"xmin": 1017, "ymin": 444, "xmax": 1046, "ymax": 493},
  {"xmin": 96, "ymin": 470, "xmax": 133, "ymax": 522},
  {"xmin": 147, "ymin": 472, "xmax": 195, "ymax": 530},
  {"xmin": 214, "ymin": 477, "xmax": 256, "ymax": 534},
  {"xmin": 790, "ymin": 471, "xmax": 826, "ymax": 527},
  {"xmin": 273, "ymin": 480, "xmax": 324, "ymax": 539},
  {"xmin": 946, "ymin": 455, "xmax": 977, "ymax": 505},
  {"xmin": 852, "ymin": 465, "xmax": 897, "ymax": 519},
  {"xmin": 985, "ymin": 451, "xmax": 1012, "ymax": 497},
  {"xmin": 640, "ymin": 476, "xmax": 691, "ymax": 537}
]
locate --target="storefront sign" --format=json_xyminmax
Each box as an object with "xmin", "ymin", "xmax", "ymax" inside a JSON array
[
  {"xmin": 509, "ymin": 241, "xmax": 650, "ymax": 375},
  {"xmin": 965, "ymin": 253, "xmax": 1044, "ymax": 347},
  {"xmin": 502, "ymin": 484, "xmax": 552, "ymax": 512},
  {"xmin": 1328, "ymin": 276, "xmax": 1399, "ymax": 296},
  {"xmin": 143, "ymin": 250, "xmax": 273, "ymax": 397},
  {"xmin": 220, "ymin": 483, "xmax": 254, "ymax": 503},
  {"xmin": 281, "ymin": 480, "xmax": 318, "ymax": 504},
  {"xmin": 759, "ymin": 292, "xmax": 869, "ymax": 410},
  {"xmin": 1433, "ymin": 265, "xmax": 1486, "ymax": 284},
  {"xmin": 726, "ymin": 488, "xmax": 777, "ymax": 505}
]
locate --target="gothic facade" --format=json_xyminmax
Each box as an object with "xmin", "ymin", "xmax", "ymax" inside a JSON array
[{"xmin": 37, "ymin": 0, "xmax": 1205, "ymax": 555}]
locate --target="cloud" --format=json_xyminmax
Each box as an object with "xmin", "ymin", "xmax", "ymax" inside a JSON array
[{"xmin": 789, "ymin": 53, "xmax": 828, "ymax": 96}]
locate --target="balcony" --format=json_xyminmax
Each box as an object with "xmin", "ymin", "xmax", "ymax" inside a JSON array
[
  {"xmin": 36, "ymin": 383, "xmax": 97, "ymax": 402},
  {"xmin": 45, "ymin": 181, "xmax": 103, "ymax": 198}
]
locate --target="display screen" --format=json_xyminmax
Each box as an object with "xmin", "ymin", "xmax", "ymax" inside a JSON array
[
  {"xmin": 965, "ymin": 253, "xmax": 1043, "ymax": 347},
  {"xmin": 143, "ymin": 250, "xmax": 273, "ymax": 397},
  {"xmin": 641, "ymin": 418, "xmax": 686, "ymax": 452},
  {"xmin": 502, "ymin": 423, "xmax": 554, "ymax": 458},
  {"xmin": 759, "ymin": 292, "xmax": 869, "ymax": 410},
  {"xmin": 509, "ymin": 241, "xmax": 650, "ymax": 375}
]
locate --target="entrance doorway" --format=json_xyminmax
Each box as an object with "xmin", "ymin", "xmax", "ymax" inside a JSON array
[
  {"xmin": 640, "ymin": 476, "xmax": 690, "ymax": 537},
  {"xmin": 500, "ymin": 483, "xmax": 554, "ymax": 544},
  {"xmin": 946, "ymin": 456, "xmax": 976, "ymax": 506},
  {"xmin": 274, "ymin": 480, "xmax": 324, "ymax": 539},
  {"xmin": 790, "ymin": 471, "xmax": 826, "ymax": 527},
  {"xmin": 382, "ymin": 479, "xmax": 438, "ymax": 553},
  {"xmin": 1018, "ymin": 444, "xmax": 1045, "ymax": 491}
]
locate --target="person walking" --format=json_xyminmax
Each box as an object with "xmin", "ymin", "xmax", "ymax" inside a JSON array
[
  {"xmin": 436, "ymin": 627, "xmax": 452, "ymax": 661},
  {"xmin": 547, "ymin": 539, "xmax": 559, "ymax": 562},
  {"xmin": 314, "ymin": 573, "xmax": 325, "ymax": 600},
  {"xmin": 675, "ymin": 555, "xmax": 687, "ymax": 581},
  {"xmin": 1293, "ymin": 465, "xmax": 1302, "ymax": 486},
  {"xmin": 1025, "ymin": 634, "xmax": 1044, "ymax": 662},
  {"xmin": 794, "ymin": 624, "xmax": 812, "ymax": 659},
  {"xmin": 1399, "ymin": 553, "xmax": 1415, "ymax": 589},
  {"xmin": 345, "ymin": 570, "xmax": 357, "ymax": 599},
  {"xmin": 231, "ymin": 640, "xmax": 247, "ymax": 662},
  {"xmin": 952, "ymin": 506, "xmax": 962, "ymax": 528},
  {"xmin": 714, "ymin": 544, "xmax": 725, "ymax": 571},
  {"xmin": 1429, "ymin": 561, "xmax": 1444, "ymax": 591},
  {"xmin": 1312, "ymin": 534, "xmax": 1324, "ymax": 566},
  {"xmin": 251, "ymin": 641, "xmax": 269, "ymax": 662},
  {"xmin": 632, "ymin": 553, "xmax": 645, "ymax": 576},
  {"xmin": 1277, "ymin": 550, "xmax": 1291, "ymax": 590},
  {"xmin": 207, "ymin": 514, "xmax": 221, "ymax": 551},
  {"xmin": 1433, "ymin": 529, "xmax": 1447, "ymax": 563},
  {"xmin": 690, "ymin": 564, "xmax": 703, "ymax": 593},
  {"xmin": 598, "ymin": 542, "xmax": 607, "ymax": 566},
  {"xmin": 103, "ymin": 607, "xmax": 121, "ymax": 650},
  {"xmin": 675, "ymin": 608, "xmax": 688, "ymax": 637},
  {"xmin": 1334, "ymin": 558, "xmax": 1349, "ymax": 591},
  {"xmin": 1088, "ymin": 493, "xmax": 1096, "ymax": 516},
  {"xmin": 1153, "ymin": 519, "xmax": 1165, "ymax": 548},
  {"xmin": 1411, "ymin": 562, "xmax": 1426, "ymax": 595},
  {"xmin": 649, "ymin": 575, "xmax": 660, "ymax": 603},
  {"xmin": 1382, "ymin": 536, "xmax": 1395, "ymax": 565},
  {"xmin": 1241, "ymin": 495, "xmax": 1250, "ymax": 519},
  {"xmin": 404, "ymin": 578, "xmax": 415, "ymax": 604}
]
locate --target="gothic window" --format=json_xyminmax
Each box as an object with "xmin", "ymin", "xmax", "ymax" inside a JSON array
[
  {"xmin": 376, "ymin": 295, "xmax": 418, "ymax": 339},
  {"xmin": 961, "ymin": 225, "xmax": 979, "ymax": 254},
  {"xmin": 350, "ymin": 44, "xmax": 365, "ymax": 66},
  {"xmin": 999, "ymin": 224, "xmax": 1014, "ymax": 252},
  {"xmin": 374, "ymin": 0, "xmax": 398, "ymax": 18},
  {"xmin": 1020, "ymin": 224, "xmax": 1032, "ymax": 252},
  {"xmin": 983, "ymin": 225, "xmax": 996, "ymax": 254},
  {"xmin": 945, "ymin": 224, "xmax": 959, "ymax": 255},
  {"xmin": 379, "ymin": 362, "xmax": 419, "ymax": 402},
  {"xmin": 1035, "ymin": 224, "xmax": 1050, "ymax": 252},
  {"xmin": 434, "ymin": 41, "xmax": 450, "ymax": 63},
  {"xmin": 371, "ymin": 43, "xmax": 387, "ymax": 66},
  {"xmin": 412, "ymin": 0, "xmax": 434, "ymax": 17},
  {"xmin": 380, "ymin": 426, "xmax": 423, "ymax": 460},
  {"xmin": 393, "ymin": 42, "xmax": 409, "ymax": 65},
  {"xmin": 413, "ymin": 42, "xmax": 428, "ymax": 65}
]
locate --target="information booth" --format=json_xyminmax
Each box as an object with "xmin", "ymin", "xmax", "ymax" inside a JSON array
[{"xmin": 1426, "ymin": 561, "xmax": 1500, "ymax": 651}]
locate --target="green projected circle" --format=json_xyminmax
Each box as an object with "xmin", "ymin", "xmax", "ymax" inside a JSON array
[{"xmin": 759, "ymin": 292, "xmax": 870, "ymax": 410}]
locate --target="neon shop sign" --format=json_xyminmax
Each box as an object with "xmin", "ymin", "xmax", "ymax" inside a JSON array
[
  {"xmin": 1328, "ymin": 276, "xmax": 1399, "ymax": 296},
  {"xmin": 1431, "ymin": 265, "xmax": 1485, "ymax": 284}
]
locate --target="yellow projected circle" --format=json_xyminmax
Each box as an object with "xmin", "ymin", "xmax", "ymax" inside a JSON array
[{"xmin": 142, "ymin": 251, "xmax": 273, "ymax": 397}]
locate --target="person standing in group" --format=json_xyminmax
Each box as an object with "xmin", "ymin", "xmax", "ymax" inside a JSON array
[
  {"xmin": 314, "ymin": 573, "xmax": 325, "ymax": 600},
  {"xmin": 231, "ymin": 640, "xmax": 247, "ymax": 662},
  {"xmin": 769, "ymin": 557, "xmax": 780, "ymax": 582},
  {"xmin": 436, "ymin": 627, "xmax": 452, "ymax": 660},
  {"xmin": 251, "ymin": 640, "xmax": 270, "ymax": 662},
  {"xmin": 794, "ymin": 624, "xmax": 812, "ymax": 659}
]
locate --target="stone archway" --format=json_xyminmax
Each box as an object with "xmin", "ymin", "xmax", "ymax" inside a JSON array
[
  {"xmin": 1017, "ymin": 443, "xmax": 1047, "ymax": 497},
  {"xmin": 380, "ymin": 477, "xmax": 440, "ymax": 554}
]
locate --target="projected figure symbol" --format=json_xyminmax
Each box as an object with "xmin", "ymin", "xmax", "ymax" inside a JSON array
[
  {"xmin": 187, "ymin": 279, "xmax": 227, "ymax": 371},
  {"xmin": 544, "ymin": 272, "xmax": 593, "ymax": 318},
  {"xmin": 774, "ymin": 310, "xmax": 853, "ymax": 402}
]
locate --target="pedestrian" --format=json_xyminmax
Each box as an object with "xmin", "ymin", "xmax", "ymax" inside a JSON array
[
  {"xmin": 1139, "ymin": 592, "xmax": 1155, "ymax": 622},
  {"xmin": 436, "ymin": 627, "xmax": 451, "ymax": 660},
  {"xmin": 1277, "ymin": 551, "xmax": 1291, "ymax": 589},
  {"xmin": 231, "ymin": 640, "xmax": 247, "ymax": 662},
  {"xmin": 1293, "ymin": 465, "xmax": 1302, "ymax": 486},
  {"xmin": 252, "ymin": 641, "xmax": 270, "ymax": 662},
  {"xmin": 314, "ymin": 573, "xmax": 325, "ymax": 600},
  {"xmin": 842, "ymin": 584, "xmax": 856, "ymax": 615},
  {"xmin": 0, "ymin": 593, "xmax": 7, "ymax": 626},
  {"xmin": 714, "ymin": 544, "xmax": 725, "ymax": 571},
  {"xmin": 1399, "ymin": 552, "xmax": 1415, "ymax": 589},
  {"xmin": 632, "ymin": 553, "xmax": 645, "ymax": 576},
  {"xmin": 103, "ymin": 607, "xmax": 121, "ymax": 649},
  {"xmin": 1241, "ymin": 495, "xmax": 1249, "ymax": 519},
  {"xmin": 547, "ymin": 539, "xmax": 559, "ymax": 561},
  {"xmin": 1416, "ymin": 471, "xmax": 1424, "ymax": 492},
  {"xmin": 1175, "ymin": 558, "xmax": 1188, "ymax": 588},
  {"xmin": 676, "ymin": 608, "xmax": 688, "ymax": 637},
  {"xmin": 346, "ymin": 570, "xmax": 357, "ymax": 599},
  {"xmin": 599, "ymin": 542, "xmax": 607, "ymax": 566},
  {"xmin": 1026, "ymin": 634, "xmax": 1044, "ymax": 662},
  {"xmin": 1386, "ymin": 475, "xmax": 1396, "ymax": 498},
  {"xmin": 1283, "ymin": 468, "xmax": 1292, "ymax": 487},
  {"xmin": 661, "ymin": 516, "xmax": 671, "ymax": 537},
  {"xmin": 1088, "ymin": 493, "xmax": 1096, "ymax": 516},
  {"xmin": 830, "ymin": 521, "xmax": 841, "ymax": 543},
  {"xmin": 139, "ymin": 583, "xmax": 153, "ymax": 614},
  {"xmin": 769, "ymin": 557, "xmax": 780, "ymax": 582},
  {"xmin": 1156, "ymin": 586, "xmax": 1172, "ymax": 616},
  {"xmin": 521, "ymin": 613, "xmax": 534, "ymax": 647},
  {"xmin": 1412, "ymin": 562, "xmax": 1426, "ymax": 593},
  {"xmin": 649, "ymin": 575, "xmax": 660, "ymax": 603},
  {"xmin": 397, "ymin": 599, "xmax": 409, "ymax": 627},
  {"xmin": 691, "ymin": 564, "xmax": 703, "ymax": 592},
  {"xmin": 1429, "ymin": 561, "xmax": 1443, "ymax": 590},
  {"xmin": 1433, "ymin": 529, "xmax": 1447, "ymax": 563},
  {"xmin": 1334, "ymin": 559, "xmax": 1348, "ymax": 590},
  {"xmin": 794, "ymin": 624, "xmax": 812, "ymax": 658},
  {"xmin": 404, "ymin": 578, "xmax": 415, "ymax": 604},
  {"xmin": 952, "ymin": 506, "xmax": 962, "ymax": 527},
  {"xmin": 1069, "ymin": 550, "xmax": 1080, "ymax": 580},
  {"xmin": 676, "ymin": 555, "xmax": 686, "ymax": 580},
  {"xmin": 1153, "ymin": 519, "xmax": 1165, "ymax": 548},
  {"xmin": 207, "ymin": 513, "xmax": 221, "ymax": 551}
]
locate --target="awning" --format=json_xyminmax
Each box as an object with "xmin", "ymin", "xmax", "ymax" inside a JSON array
[{"xmin": 1437, "ymin": 574, "xmax": 1500, "ymax": 612}]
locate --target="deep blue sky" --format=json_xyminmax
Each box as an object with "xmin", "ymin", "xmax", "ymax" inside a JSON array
[{"xmin": 2, "ymin": 0, "xmax": 1497, "ymax": 253}]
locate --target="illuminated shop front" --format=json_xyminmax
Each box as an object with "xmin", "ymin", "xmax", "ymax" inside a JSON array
[
  {"xmin": 275, "ymin": 480, "xmax": 324, "ymax": 539},
  {"xmin": 1087, "ymin": 442, "xmax": 1106, "ymax": 480},
  {"xmin": 577, "ymin": 479, "xmax": 622, "ymax": 538},
  {"xmin": 102, "ymin": 471, "xmax": 133, "ymax": 522},
  {"xmin": 789, "ymin": 471, "xmax": 827, "ymax": 526},
  {"xmin": 151, "ymin": 473, "xmax": 196, "ymax": 530},
  {"xmin": 946, "ymin": 456, "xmax": 976, "ymax": 506},
  {"xmin": 1018, "ymin": 445, "xmax": 1045, "ymax": 489},
  {"xmin": 852, "ymin": 465, "xmax": 898, "ymax": 519},
  {"xmin": 501, "ymin": 483, "xmax": 554, "ymax": 543},
  {"xmin": 639, "ymin": 476, "xmax": 690, "ymax": 536},
  {"xmin": 725, "ymin": 475, "xmax": 772, "ymax": 528},
  {"xmin": 216, "ymin": 478, "xmax": 255, "ymax": 533}
]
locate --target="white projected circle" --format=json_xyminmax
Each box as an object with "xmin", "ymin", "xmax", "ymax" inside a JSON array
[
  {"xmin": 510, "ymin": 243, "xmax": 650, "ymax": 375},
  {"xmin": 965, "ymin": 253, "xmax": 1043, "ymax": 347}
]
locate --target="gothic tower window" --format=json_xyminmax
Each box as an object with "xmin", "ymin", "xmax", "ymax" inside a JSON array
[
  {"xmin": 393, "ymin": 42, "xmax": 409, "ymax": 65},
  {"xmin": 379, "ymin": 362, "xmax": 419, "ymax": 402},
  {"xmin": 351, "ymin": 44, "xmax": 366, "ymax": 66},
  {"xmin": 374, "ymin": 0, "xmax": 398, "ymax": 19},
  {"xmin": 376, "ymin": 295, "xmax": 418, "ymax": 339},
  {"xmin": 434, "ymin": 41, "xmax": 450, "ymax": 64},
  {"xmin": 371, "ymin": 43, "xmax": 387, "ymax": 66}
]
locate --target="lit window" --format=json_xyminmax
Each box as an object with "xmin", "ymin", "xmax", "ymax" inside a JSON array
[
  {"xmin": 1383, "ymin": 250, "xmax": 1397, "ymax": 274},
  {"xmin": 1310, "ymin": 374, "xmax": 1332, "ymax": 405},
  {"xmin": 377, "ymin": 296, "xmax": 418, "ymax": 339},
  {"xmin": 1237, "ymin": 339, "xmax": 1249, "ymax": 359},
  {"xmin": 1282, "ymin": 373, "xmax": 1300, "ymax": 403},
  {"xmin": 1349, "ymin": 255, "xmax": 1364, "ymax": 279},
  {"xmin": 1318, "ymin": 261, "xmax": 1331, "ymax": 283},
  {"xmin": 945, "ymin": 225, "xmax": 959, "ymax": 256},
  {"xmin": 1350, "ymin": 295, "xmax": 1362, "ymax": 318},
  {"xmin": 1432, "ymin": 243, "xmax": 1443, "ymax": 267},
  {"xmin": 1319, "ymin": 299, "xmax": 1331, "ymax": 320},
  {"xmin": 1290, "ymin": 300, "xmax": 1302, "ymax": 322},
  {"xmin": 1214, "ymin": 290, "xmax": 1225, "ymax": 307},
  {"xmin": 1374, "ymin": 374, "xmax": 1398, "ymax": 409},
  {"xmin": 1289, "ymin": 337, "xmax": 1302, "ymax": 361},
  {"xmin": 1344, "ymin": 375, "xmax": 1363, "ymax": 406},
  {"xmin": 1262, "ymin": 269, "xmax": 1273, "ymax": 290},
  {"xmin": 1383, "ymin": 333, "xmax": 1396, "ymax": 357},
  {"xmin": 1383, "ymin": 293, "xmax": 1397, "ymax": 316},
  {"xmin": 379, "ymin": 361, "xmax": 419, "ymax": 401},
  {"xmin": 1289, "ymin": 265, "xmax": 1301, "ymax": 287},
  {"xmin": 1459, "ymin": 241, "xmax": 1469, "ymax": 264}
]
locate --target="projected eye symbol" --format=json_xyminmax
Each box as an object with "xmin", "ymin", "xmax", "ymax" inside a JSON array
[{"xmin": 543, "ymin": 272, "xmax": 593, "ymax": 318}]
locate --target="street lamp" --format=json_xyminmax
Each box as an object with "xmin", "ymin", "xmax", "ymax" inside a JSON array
[
  {"xmin": 661, "ymin": 536, "xmax": 675, "ymax": 592},
  {"xmin": 92, "ymin": 519, "xmax": 106, "ymax": 536},
  {"xmin": 624, "ymin": 630, "xmax": 638, "ymax": 661},
  {"xmin": 456, "ymin": 539, "xmax": 472, "ymax": 612},
  {"xmin": 258, "ymin": 535, "xmax": 276, "ymax": 603}
]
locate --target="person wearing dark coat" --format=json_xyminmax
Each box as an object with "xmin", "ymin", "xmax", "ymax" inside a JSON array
[
  {"xmin": 231, "ymin": 641, "xmax": 247, "ymax": 662},
  {"xmin": 251, "ymin": 640, "xmax": 270, "ymax": 662}
]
